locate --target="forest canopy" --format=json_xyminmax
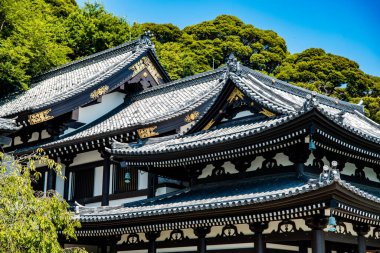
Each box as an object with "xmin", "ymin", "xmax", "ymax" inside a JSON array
[{"xmin": 0, "ymin": 1, "xmax": 378, "ymax": 122}]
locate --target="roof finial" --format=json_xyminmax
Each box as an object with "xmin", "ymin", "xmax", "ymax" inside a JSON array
[
  {"xmin": 226, "ymin": 53, "xmax": 240, "ymax": 74},
  {"xmin": 139, "ymin": 30, "xmax": 154, "ymax": 48},
  {"xmin": 303, "ymin": 91, "xmax": 319, "ymax": 111}
]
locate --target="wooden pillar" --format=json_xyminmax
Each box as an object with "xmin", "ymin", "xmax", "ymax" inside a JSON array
[
  {"xmin": 312, "ymin": 230, "xmax": 325, "ymax": 253},
  {"xmin": 61, "ymin": 156, "xmax": 75, "ymax": 201},
  {"xmin": 353, "ymin": 224, "xmax": 370, "ymax": 253},
  {"xmin": 194, "ymin": 226, "xmax": 211, "ymax": 253},
  {"xmin": 249, "ymin": 222, "xmax": 268, "ymax": 253},
  {"xmin": 145, "ymin": 231, "xmax": 160, "ymax": 253},
  {"xmin": 147, "ymin": 171, "xmax": 157, "ymax": 198},
  {"xmin": 101, "ymin": 151, "xmax": 111, "ymax": 206},
  {"xmin": 305, "ymin": 216, "xmax": 328, "ymax": 253},
  {"xmin": 47, "ymin": 169, "xmax": 55, "ymax": 190}
]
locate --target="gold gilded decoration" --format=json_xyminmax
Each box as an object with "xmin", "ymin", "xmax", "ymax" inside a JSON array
[
  {"xmin": 137, "ymin": 126, "xmax": 159, "ymax": 139},
  {"xmin": 28, "ymin": 109, "xmax": 54, "ymax": 125},
  {"xmin": 227, "ymin": 88, "xmax": 245, "ymax": 103},
  {"xmin": 129, "ymin": 56, "xmax": 163, "ymax": 84},
  {"xmin": 203, "ymin": 119, "xmax": 215, "ymax": 130},
  {"xmin": 185, "ymin": 111, "xmax": 200, "ymax": 123},
  {"xmin": 90, "ymin": 85, "xmax": 109, "ymax": 99},
  {"xmin": 259, "ymin": 108, "xmax": 276, "ymax": 117}
]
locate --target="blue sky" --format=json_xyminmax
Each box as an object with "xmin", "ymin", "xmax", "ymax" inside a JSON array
[{"xmin": 77, "ymin": 0, "xmax": 380, "ymax": 76}]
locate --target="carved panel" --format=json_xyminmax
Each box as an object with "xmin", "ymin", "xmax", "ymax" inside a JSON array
[
  {"xmin": 373, "ymin": 227, "xmax": 380, "ymax": 239},
  {"xmin": 259, "ymin": 108, "xmax": 276, "ymax": 117},
  {"xmin": 218, "ymin": 224, "xmax": 244, "ymax": 237},
  {"xmin": 354, "ymin": 164, "xmax": 366, "ymax": 180},
  {"xmin": 211, "ymin": 161, "xmax": 226, "ymax": 176},
  {"xmin": 277, "ymin": 220, "xmax": 297, "ymax": 233},
  {"xmin": 165, "ymin": 229, "xmax": 188, "ymax": 242},
  {"xmin": 335, "ymin": 221, "xmax": 348, "ymax": 235},
  {"xmin": 124, "ymin": 233, "xmax": 142, "ymax": 244},
  {"xmin": 90, "ymin": 85, "xmax": 109, "ymax": 99},
  {"xmin": 227, "ymin": 88, "xmax": 245, "ymax": 104},
  {"xmin": 185, "ymin": 111, "xmax": 200, "ymax": 123},
  {"xmin": 262, "ymin": 152, "xmax": 278, "ymax": 170},
  {"xmin": 137, "ymin": 126, "xmax": 159, "ymax": 139},
  {"xmin": 28, "ymin": 109, "xmax": 54, "ymax": 125},
  {"xmin": 129, "ymin": 56, "xmax": 163, "ymax": 84}
]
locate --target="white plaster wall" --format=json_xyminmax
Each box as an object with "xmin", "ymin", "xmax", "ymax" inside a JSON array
[
  {"xmin": 55, "ymin": 166, "xmax": 65, "ymax": 196},
  {"xmin": 138, "ymin": 171, "xmax": 148, "ymax": 190},
  {"xmin": 155, "ymin": 187, "xmax": 179, "ymax": 196},
  {"xmin": 13, "ymin": 136, "xmax": 22, "ymax": 145},
  {"xmin": 41, "ymin": 130, "xmax": 50, "ymax": 139},
  {"xmin": 364, "ymin": 167, "xmax": 380, "ymax": 182},
  {"xmin": 64, "ymin": 92, "xmax": 125, "ymax": 135},
  {"xmin": 246, "ymin": 155, "xmax": 266, "ymax": 172},
  {"xmin": 93, "ymin": 166, "xmax": 103, "ymax": 196},
  {"xmin": 71, "ymin": 150, "xmax": 102, "ymax": 166},
  {"xmin": 29, "ymin": 132, "xmax": 39, "ymax": 142},
  {"xmin": 109, "ymin": 196, "xmax": 147, "ymax": 206},
  {"xmin": 85, "ymin": 196, "xmax": 147, "ymax": 208}
]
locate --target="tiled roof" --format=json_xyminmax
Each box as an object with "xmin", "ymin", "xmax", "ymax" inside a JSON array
[
  {"xmin": 0, "ymin": 118, "xmax": 20, "ymax": 132},
  {"xmin": 109, "ymin": 114, "xmax": 295, "ymax": 156},
  {"xmin": 18, "ymin": 56, "xmax": 380, "ymax": 152},
  {"xmin": 40, "ymin": 68, "xmax": 226, "ymax": 148},
  {"xmin": 76, "ymin": 174, "xmax": 380, "ymax": 223},
  {"xmin": 0, "ymin": 37, "xmax": 156, "ymax": 118}
]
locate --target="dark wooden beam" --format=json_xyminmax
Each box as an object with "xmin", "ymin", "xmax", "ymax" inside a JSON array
[{"xmin": 101, "ymin": 151, "xmax": 111, "ymax": 206}]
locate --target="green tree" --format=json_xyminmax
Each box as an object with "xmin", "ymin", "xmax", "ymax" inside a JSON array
[
  {"xmin": 0, "ymin": 150, "xmax": 84, "ymax": 253},
  {"xmin": 64, "ymin": 2, "xmax": 131, "ymax": 59},
  {"xmin": 274, "ymin": 48, "xmax": 373, "ymax": 97},
  {"xmin": 0, "ymin": 0, "xmax": 73, "ymax": 97}
]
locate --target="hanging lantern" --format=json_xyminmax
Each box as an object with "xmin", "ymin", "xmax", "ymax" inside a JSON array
[
  {"xmin": 308, "ymin": 138, "xmax": 316, "ymax": 151},
  {"xmin": 327, "ymin": 215, "xmax": 337, "ymax": 232},
  {"xmin": 124, "ymin": 171, "xmax": 131, "ymax": 184}
]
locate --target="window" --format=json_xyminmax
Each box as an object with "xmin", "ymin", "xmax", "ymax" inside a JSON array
[
  {"xmin": 112, "ymin": 164, "xmax": 138, "ymax": 194},
  {"xmin": 73, "ymin": 168, "xmax": 94, "ymax": 200}
]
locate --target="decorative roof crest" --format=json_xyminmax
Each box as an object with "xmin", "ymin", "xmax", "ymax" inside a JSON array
[
  {"xmin": 138, "ymin": 30, "xmax": 154, "ymax": 49},
  {"xmin": 226, "ymin": 53, "xmax": 241, "ymax": 75},
  {"xmin": 303, "ymin": 91, "xmax": 319, "ymax": 111}
]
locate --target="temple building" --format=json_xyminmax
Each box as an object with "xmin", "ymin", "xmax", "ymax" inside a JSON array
[{"xmin": 0, "ymin": 34, "xmax": 379, "ymax": 253}]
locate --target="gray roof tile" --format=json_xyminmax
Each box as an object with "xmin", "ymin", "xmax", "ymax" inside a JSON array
[{"xmin": 0, "ymin": 38, "xmax": 150, "ymax": 117}]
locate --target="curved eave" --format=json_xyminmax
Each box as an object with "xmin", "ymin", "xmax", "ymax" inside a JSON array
[
  {"xmin": 77, "ymin": 181, "xmax": 380, "ymax": 228},
  {"xmin": 110, "ymin": 108, "xmax": 380, "ymax": 164}
]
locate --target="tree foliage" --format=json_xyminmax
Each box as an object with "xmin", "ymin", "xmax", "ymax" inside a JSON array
[
  {"xmin": 0, "ymin": 150, "xmax": 84, "ymax": 252},
  {"xmin": 0, "ymin": 2, "xmax": 379, "ymax": 122},
  {"xmin": 64, "ymin": 2, "xmax": 131, "ymax": 59}
]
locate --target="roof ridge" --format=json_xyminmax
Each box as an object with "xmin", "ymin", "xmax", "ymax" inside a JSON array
[
  {"xmin": 37, "ymin": 48, "xmax": 147, "ymax": 110},
  {"xmin": 31, "ymin": 39, "xmax": 141, "ymax": 85},
  {"xmin": 131, "ymin": 67, "xmax": 226, "ymax": 99},
  {"xmin": 241, "ymin": 66, "xmax": 364, "ymax": 113}
]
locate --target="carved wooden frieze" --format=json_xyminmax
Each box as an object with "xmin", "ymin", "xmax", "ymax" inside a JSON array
[
  {"xmin": 90, "ymin": 85, "xmax": 109, "ymax": 99},
  {"xmin": 227, "ymin": 87, "xmax": 245, "ymax": 104},
  {"xmin": 259, "ymin": 108, "xmax": 276, "ymax": 117},
  {"xmin": 129, "ymin": 56, "xmax": 163, "ymax": 84},
  {"xmin": 28, "ymin": 109, "xmax": 54, "ymax": 125},
  {"xmin": 137, "ymin": 126, "xmax": 159, "ymax": 139}
]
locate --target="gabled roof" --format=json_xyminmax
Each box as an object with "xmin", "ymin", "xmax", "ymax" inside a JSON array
[
  {"xmin": 0, "ymin": 35, "xmax": 169, "ymax": 122},
  {"xmin": 39, "ymin": 68, "xmax": 226, "ymax": 150}
]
